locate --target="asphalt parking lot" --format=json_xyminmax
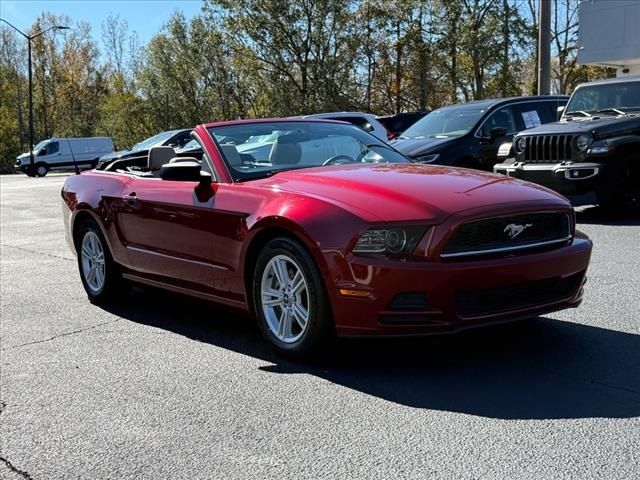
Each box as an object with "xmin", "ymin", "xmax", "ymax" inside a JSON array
[{"xmin": 1, "ymin": 173, "xmax": 639, "ymax": 480}]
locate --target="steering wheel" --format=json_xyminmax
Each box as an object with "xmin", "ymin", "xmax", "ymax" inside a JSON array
[{"xmin": 322, "ymin": 155, "xmax": 357, "ymax": 166}]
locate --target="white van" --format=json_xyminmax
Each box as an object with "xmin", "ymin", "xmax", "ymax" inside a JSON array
[{"xmin": 15, "ymin": 137, "xmax": 114, "ymax": 177}]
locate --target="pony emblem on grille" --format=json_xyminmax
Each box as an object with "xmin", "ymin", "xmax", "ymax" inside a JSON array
[{"xmin": 504, "ymin": 223, "xmax": 533, "ymax": 239}]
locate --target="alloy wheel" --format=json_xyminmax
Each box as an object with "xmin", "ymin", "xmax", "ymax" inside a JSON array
[
  {"xmin": 81, "ymin": 231, "xmax": 106, "ymax": 294},
  {"xmin": 260, "ymin": 254, "xmax": 310, "ymax": 343}
]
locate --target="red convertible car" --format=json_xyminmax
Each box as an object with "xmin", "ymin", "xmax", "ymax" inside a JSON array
[{"xmin": 61, "ymin": 119, "xmax": 592, "ymax": 355}]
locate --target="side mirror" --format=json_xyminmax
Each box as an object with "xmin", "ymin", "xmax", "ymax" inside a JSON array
[
  {"xmin": 490, "ymin": 127, "xmax": 508, "ymax": 139},
  {"xmin": 557, "ymin": 105, "xmax": 565, "ymax": 119},
  {"xmin": 159, "ymin": 161, "xmax": 211, "ymax": 186}
]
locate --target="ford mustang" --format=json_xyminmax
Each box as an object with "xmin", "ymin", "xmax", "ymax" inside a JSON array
[{"xmin": 61, "ymin": 119, "xmax": 592, "ymax": 355}]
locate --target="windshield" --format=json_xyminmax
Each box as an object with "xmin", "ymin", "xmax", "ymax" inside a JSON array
[
  {"xmin": 400, "ymin": 105, "xmax": 486, "ymax": 139},
  {"xmin": 31, "ymin": 140, "xmax": 49, "ymax": 154},
  {"xmin": 208, "ymin": 121, "xmax": 410, "ymax": 182},
  {"xmin": 131, "ymin": 131, "xmax": 178, "ymax": 151},
  {"xmin": 565, "ymin": 81, "xmax": 640, "ymax": 116}
]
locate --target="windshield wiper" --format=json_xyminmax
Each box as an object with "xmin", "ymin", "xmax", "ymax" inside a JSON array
[
  {"xmin": 595, "ymin": 108, "xmax": 626, "ymax": 116},
  {"xmin": 565, "ymin": 110, "xmax": 592, "ymax": 118},
  {"xmin": 234, "ymin": 165, "xmax": 316, "ymax": 183},
  {"xmin": 235, "ymin": 172, "xmax": 274, "ymax": 182}
]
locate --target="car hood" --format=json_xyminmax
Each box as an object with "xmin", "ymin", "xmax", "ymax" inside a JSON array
[
  {"xmin": 390, "ymin": 137, "xmax": 458, "ymax": 157},
  {"xmin": 520, "ymin": 115, "xmax": 640, "ymax": 138},
  {"xmin": 251, "ymin": 163, "xmax": 568, "ymax": 223},
  {"xmin": 99, "ymin": 149, "xmax": 130, "ymax": 161}
]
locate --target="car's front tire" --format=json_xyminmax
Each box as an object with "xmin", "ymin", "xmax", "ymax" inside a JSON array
[
  {"xmin": 597, "ymin": 164, "xmax": 640, "ymax": 216},
  {"xmin": 253, "ymin": 237, "xmax": 334, "ymax": 356},
  {"xmin": 76, "ymin": 219, "xmax": 123, "ymax": 303},
  {"xmin": 35, "ymin": 162, "xmax": 49, "ymax": 177}
]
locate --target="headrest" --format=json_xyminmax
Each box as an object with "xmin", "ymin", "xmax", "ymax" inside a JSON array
[
  {"xmin": 269, "ymin": 137, "xmax": 302, "ymax": 165},
  {"xmin": 148, "ymin": 146, "xmax": 176, "ymax": 170}
]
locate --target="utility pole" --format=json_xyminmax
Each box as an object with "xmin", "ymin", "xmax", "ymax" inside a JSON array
[
  {"xmin": 0, "ymin": 19, "xmax": 69, "ymax": 175},
  {"xmin": 537, "ymin": 0, "xmax": 551, "ymax": 95}
]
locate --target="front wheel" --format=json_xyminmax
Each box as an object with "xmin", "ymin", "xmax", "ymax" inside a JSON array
[
  {"xmin": 76, "ymin": 219, "xmax": 123, "ymax": 303},
  {"xmin": 35, "ymin": 162, "xmax": 49, "ymax": 177},
  {"xmin": 597, "ymin": 165, "xmax": 640, "ymax": 216},
  {"xmin": 253, "ymin": 237, "xmax": 334, "ymax": 356}
]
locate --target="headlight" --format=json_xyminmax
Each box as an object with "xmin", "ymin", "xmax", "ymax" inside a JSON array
[
  {"xmin": 514, "ymin": 136, "xmax": 527, "ymax": 154},
  {"xmin": 575, "ymin": 134, "xmax": 590, "ymax": 151},
  {"xmin": 353, "ymin": 226, "xmax": 426, "ymax": 255},
  {"xmin": 414, "ymin": 153, "xmax": 439, "ymax": 163}
]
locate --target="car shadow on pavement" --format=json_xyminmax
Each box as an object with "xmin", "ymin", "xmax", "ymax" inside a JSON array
[{"xmin": 101, "ymin": 286, "xmax": 640, "ymax": 420}]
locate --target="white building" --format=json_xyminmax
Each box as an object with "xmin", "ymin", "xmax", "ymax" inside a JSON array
[{"xmin": 577, "ymin": 0, "xmax": 640, "ymax": 76}]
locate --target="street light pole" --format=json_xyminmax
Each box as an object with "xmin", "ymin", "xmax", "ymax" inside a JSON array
[
  {"xmin": 537, "ymin": 0, "xmax": 552, "ymax": 95},
  {"xmin": 0, "ymin": 19, "xmax": 70, "ymax": 175},
  {"xmin": 27, "ymin": 38, "xmax": 34, "ymax": 168}
]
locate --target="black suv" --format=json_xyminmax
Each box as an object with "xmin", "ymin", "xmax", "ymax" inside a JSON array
[
  {"xmin": 494, "ymin": 76, "xmax": 640, "ymax": 214},
  {"xmin": 96, "ymin": 129, "xmax": 192, "ymax": 168},
  {"xmin": 390, "ymin": 96, "xmax": 568, "ymax": 170}
]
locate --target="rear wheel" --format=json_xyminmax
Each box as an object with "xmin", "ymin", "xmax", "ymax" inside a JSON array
[
  {"xmin": 35, "ymin": 162, "xmax": 48, "ymax": 177},
  {"xmin": 76, "ymin": 219, "xmax": 123, "ymax": 303},
  {"xmin": 253, "ymin": 237, "xmax": 334, "ymax": 356}
]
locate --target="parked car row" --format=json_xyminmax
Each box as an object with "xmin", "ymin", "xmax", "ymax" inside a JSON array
[
  {"xmin": 23, "ymin": 75, "xmax": 640, "ymax": 215},
  {"xmin": 14, "ymin": 112, "xmax": 423, "ymax": 176}
]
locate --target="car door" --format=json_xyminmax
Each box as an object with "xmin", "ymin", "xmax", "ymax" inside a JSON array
[
  {"xmin": 115, "ymin": 156, "xmax": 248, "ymax": 301},
  {"xmin": 477, "ymin": 106, "xmax": 518, "ymax": 168},
  {"xmin": 40, "ymin": 140, "xmax": 64, "ymax": 168},
  {"xmin": 116, "ymin": 169, "xmax": 223, "ymax": 292}
]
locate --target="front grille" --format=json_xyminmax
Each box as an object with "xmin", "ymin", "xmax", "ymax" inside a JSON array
[
  {"xmin": 441, "ymin": 212, "xmax": 572, "ymax": 259},
  {"xmin": 523, "ymin": 135, "xmax": 574, "ymax": 163},
  {"xmin": 455, "ymin": 272, "xmax": 584, "ymax": 317}
]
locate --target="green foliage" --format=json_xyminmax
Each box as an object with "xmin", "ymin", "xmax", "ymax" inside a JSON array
[
  {"xmin": 0, "ymin": 0, "xmax": 616, "ymax": 171},
  {"xmin": 0, "ymin": 64, "xmax": 23, "ymax": 173}
]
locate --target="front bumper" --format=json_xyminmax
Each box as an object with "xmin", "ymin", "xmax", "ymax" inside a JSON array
[
  {"xmin": 15, "ymin": 162, "xmax": 32, "ymax": 175},
  {"xmin": 325, "ymin": 235, "xmax": 592, "ymax": 336},
  {"xmin": 493, "ymin": 160, "xmax": 604, "ymax": 196}
]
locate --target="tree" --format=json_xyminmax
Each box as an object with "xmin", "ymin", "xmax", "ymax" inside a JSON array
[{"xmin": 205, "ymin": 0, "xmax": 357, "ymax": 115}]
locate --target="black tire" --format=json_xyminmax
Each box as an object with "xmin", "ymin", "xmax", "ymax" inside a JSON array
[
  {"xmin": 252, "ymin": 237, "xmax": 334, "ymax": 357},
  {"xmin": 75, "ymin": 218, "xmax": 124, "ymax": 303},
  {"xmin": 597, "ymin": 164, "xmax": 640, "ymax": 216},
  {"xmin": 35, "ymin": 162, "xmax": 49, "ymax": 177}
]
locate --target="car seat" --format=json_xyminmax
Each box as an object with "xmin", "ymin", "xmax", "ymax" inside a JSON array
[{"xmin": 268, "ymin": 136, "xmax": 302, "ymax": 165}]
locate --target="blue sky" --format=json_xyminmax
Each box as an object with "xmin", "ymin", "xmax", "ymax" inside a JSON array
[{"xmin": 0, "ymin": 0, "xmax": 203, "ymax": 46}]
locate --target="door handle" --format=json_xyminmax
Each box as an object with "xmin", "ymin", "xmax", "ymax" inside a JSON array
[{"xmin": 122, "ymin": 193, "xmax": 137, "ymax": 205}]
